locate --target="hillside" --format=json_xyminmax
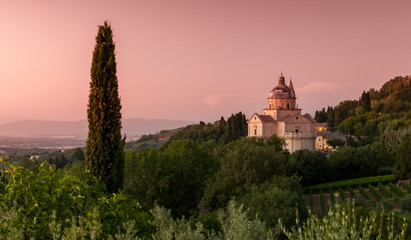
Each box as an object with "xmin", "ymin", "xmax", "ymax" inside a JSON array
[
  {"xmin": 0, "ymin": 118, "xmax": 193, "ymax": 137},
  {"xmin": 125, "ymin": 129, "xmax": 179, "ymax": 151},
  {"xmin": 314, "ymin": 75, "xmax": 411, "ymax": 145}
]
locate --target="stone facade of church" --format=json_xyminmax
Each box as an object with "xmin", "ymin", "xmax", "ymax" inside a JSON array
[{"xmin": 247, "ymin": 74, "xmax": 316, "ymax": 153}]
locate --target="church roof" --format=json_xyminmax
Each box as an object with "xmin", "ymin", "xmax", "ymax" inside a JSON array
[
  {"xmin": 259, "ymin": 115, "xmax": 275, "ymax": 122},
  {"xmin": 269, "ymin": 74, "xmax": 296, "ymax": 98},
  {"xmin": 282, "ymin": 113, "xmax": 316, "ymax": 123},
  {"xmin": 303, "ymin": 113, "xmax": 316, "ymax": 122},
  {"xmin": 248, "ymin": 113, "xmax": 275, "ymax": 122}
]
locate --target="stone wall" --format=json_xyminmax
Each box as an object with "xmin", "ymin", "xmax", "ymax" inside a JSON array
[{"xmin": 284, "ymin": 132, "xmax": 316, "ymax": 153}]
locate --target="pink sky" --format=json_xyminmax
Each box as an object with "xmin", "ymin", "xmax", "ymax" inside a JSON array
[{"xmin": 1, "ymin": 0, "xmax": 410, "ymax": 122}]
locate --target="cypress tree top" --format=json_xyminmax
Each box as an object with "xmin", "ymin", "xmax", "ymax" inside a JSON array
[{"xmin": 86, "ymin": 21, "xmax": 125, "ymax": 193}]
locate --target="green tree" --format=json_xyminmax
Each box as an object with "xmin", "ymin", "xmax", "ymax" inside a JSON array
[
  {"xmin": 239, "ymin": 175, "xmax": 307, "ymax": 237},
  {"xmin": 71, "ymin": 147, "xmax": 85, "ymax": 163},
  {"xmin": 288, "ymin": 150, "xmax": 330, "ymax": 186},
  {"xmin": 360, "ymin": 90, "xmax": 371, "ymax": 112},
  {"xmin": 326, "ymin": 138, "xmax": 345, "ymax": 148},
  {"xmin": 125, "ymin": 140, "xmax": 215, "ymax": 217},
  {"xmin": 0, "ymin": 160, "xmax": 152, "ymax": 239},
  {"xmin": 280, "ymin": 202, "xmax": 408, "ymax": 240},
  {"xmin": 86, "ymin": 21, "xmax": 125, "ymax": 193},
  {"xmin": 200, "ymin": 136, "xmax": 287, "ymax": 212},
  {"xmin": 396, "ymin": 134, "xmax": 411, "ymax": 179}
]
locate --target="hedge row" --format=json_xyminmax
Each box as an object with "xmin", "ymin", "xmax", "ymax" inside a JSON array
[
  {"xmin": 348, "ymin": 186, "xmax": 356, "ymax": 198},
  {"xmin": 306, "ymin": 174, "xmax": 396, "ymax": 192},
  {"xmin": 329, "ymin": 188, "xmax": 336, "ymax": 204},
  {"xmin": 338, "ymin": 187, "xmax": 347, "ymax": 201},
  {"xmin": 378, "ymin": 183, "xmax": 400, "ymax": 202},
  {"xmin": 367, "ymin": 183, "xmax": 383, "ymax": 201},
  {"xmin": 388, "ymin": 183, "xmax": 407, "ymax": 197},
  {"xmin": 358, "ymin": 185, "xmax": 376, "ymax": 204}
]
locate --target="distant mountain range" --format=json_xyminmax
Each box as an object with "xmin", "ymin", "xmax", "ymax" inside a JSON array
[{"xmin": 0, "ymin": 118, "xmax": 193, "ymax": 137}]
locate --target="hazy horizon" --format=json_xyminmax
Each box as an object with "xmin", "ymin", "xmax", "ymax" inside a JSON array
[{"xmin": 1, "ymin": 1, "xmax": 410, "ymax": 122}]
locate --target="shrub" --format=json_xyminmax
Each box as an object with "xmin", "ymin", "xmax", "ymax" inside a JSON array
[
  {"xmin": 0, "ymin": 160, "xmax": 153, "ymax": 239},
  {"xmin": 402, "ymin": 183, "xmax": 411, "ymax": 193},
  {"xmin": 377, "ymin": 167, "xmax": 393, "ymax": 175},
  {"xmin": 400, "ymin": 194, "xmax": 411, "ymax": 213},
  {"xmin": 280, "ymin": 201, "xmax": 408, "ymax": 240}
]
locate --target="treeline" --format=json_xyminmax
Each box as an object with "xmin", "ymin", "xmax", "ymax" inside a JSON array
[
  {"xmin": 314, "ymin": 76, "xmax": 411, "ymax": 174},
  {"xmin": 315, "ymin": 75, "xmax": 411, "ymax": 130},
  {"xmin": 164, "ymin": 112, "xmax": 247, "ymax": 146}
]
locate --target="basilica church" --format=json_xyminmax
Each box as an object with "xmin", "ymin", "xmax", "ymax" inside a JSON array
[{"xmin": 247, "ymin": 74, "xmax": 316, "ymax": 153}]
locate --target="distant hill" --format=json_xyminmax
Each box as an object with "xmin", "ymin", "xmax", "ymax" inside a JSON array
[
  {"xmin": 125, "ymin": 129, "xmax": 179, "ymax": 151},
  {"xmin": 0, "ymin": 118, "xmax": 193, "ymax": 137},
  {"xmin": 0, "ymin": 116, "xmax": 29, "ymax": 124}
]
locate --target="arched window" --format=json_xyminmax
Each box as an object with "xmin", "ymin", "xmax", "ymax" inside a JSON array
[
  {"xmin": 296, "ymin": 129, "xmax": 299, "ymax": 133},
  {"xmin": 287, "ymin": 103, "xmax": 290, "ymax": 109}
]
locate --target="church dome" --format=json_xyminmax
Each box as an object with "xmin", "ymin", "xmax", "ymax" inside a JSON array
[{"xmin": 269, "ymin": 74, "xmax": 295, "ymax": 98}]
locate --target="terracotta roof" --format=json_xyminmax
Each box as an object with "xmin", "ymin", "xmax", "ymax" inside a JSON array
[
  {"xmin": 258, "ymin": 115, "xmax": 275, "ymax": 122},
  {"xmin": 314, "ymin": 122, "xmax": 328, "ymax": 128},
  {"xmin": 303, "ymin": 113, "xmax": 316, "ymax": 122}
]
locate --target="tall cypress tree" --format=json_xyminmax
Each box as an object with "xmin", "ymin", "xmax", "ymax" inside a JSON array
[{"xmin": 86, "ymin": 21, "xmax": 125, "ymax": 193}]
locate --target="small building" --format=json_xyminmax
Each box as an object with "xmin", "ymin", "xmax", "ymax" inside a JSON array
[
  {"xmin": 30, "ymin": 154, "xmax": 40, "ymax": 160},
  {"xmin": 315, "ymin": 130, "xmax": 346, "ymax": 151},
  {"xmin": 248, "ymin": 74, "xmax": 316, "ymax": 153},
  {"xmin": 314, "ymin": 122, "xmax": 328, "ymax": 133}
]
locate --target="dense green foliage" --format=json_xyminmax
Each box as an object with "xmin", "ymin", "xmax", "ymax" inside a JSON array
[
  {"xmin": 238, "ymin": 175, "xmax": 307, "ymax": 235},
  {"xmin": 314, "ymin": 76, "xmax": 411, "ymax": 178},
  {"xmin": 315, "ymin": 76, "xmax": 411, "ymax": 129},
  {"xmin": 280, "ymin": 202, "xmax": 408, "ymax": 240},
  {"xmin": 307, "ymin": 174, "xmax": 396, "ymax": 192},
  {"xmin": 0, "ymin": 159, "xmax": 152, "ymax": 239},
  {"xmin": 124, "ymin": 140, "xmax": 215, "ymax": 217},
  {"xmin": 396, "ymin": 134, "xmax": 411, "ymax": 179},
  {"xmin": 86, "ymin": 22, "xmax": 125, "ymax": 193},
  {"xmin": 165, "ymin": 112, "xmax": 247, "ymax": 147},
  {"xmin": 199, "ymin": 136, "xmax": 288, "ymax": 212},
  {"xmin": 287, "ymin": 150, "xmax": 330, "ymax": 186},
  {"xmin": 402, "ymin": 183, "xmax": 411, "ymax": 193}
]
